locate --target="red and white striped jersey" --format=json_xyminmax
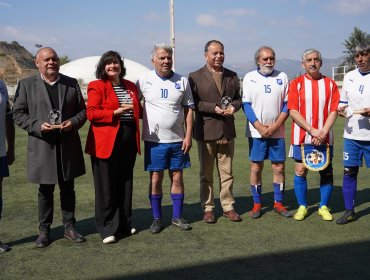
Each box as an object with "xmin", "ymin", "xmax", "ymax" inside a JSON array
[{"xmin": 288, "ymin": 74, "xmax": 340, "ymax": 145}]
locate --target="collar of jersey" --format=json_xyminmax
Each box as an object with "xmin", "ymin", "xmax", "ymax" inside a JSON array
[
  {"xmin": 358, "ymin": 69, "xmax": 370, "ymax": 76},
  {"xmin": 155, "ymin": 70, "xmax": 174, "ymax": 80},
  {"xmin": 257, "ymin": 68, "xmax": 275, "ymax": 77}
]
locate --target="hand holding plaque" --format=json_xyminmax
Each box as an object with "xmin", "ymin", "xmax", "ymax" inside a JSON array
[{"xmin": 48, "ymin": 109, "xmax": 62, "ymax": 129}]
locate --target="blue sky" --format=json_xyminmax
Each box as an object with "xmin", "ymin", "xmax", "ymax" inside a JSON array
[{"xmin": 1, "ymin": 0, "xmax": 369, "ymax": 73}]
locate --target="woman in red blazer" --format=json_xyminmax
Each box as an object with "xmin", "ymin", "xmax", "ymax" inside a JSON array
[{"xmin": 85, "ymin": 50, "xmax": 141, "ymax": 244}]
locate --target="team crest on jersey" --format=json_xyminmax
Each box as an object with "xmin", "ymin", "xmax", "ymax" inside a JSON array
[
  {"xmin": 276, "ymin": 79, "xmax": 283, "ymax": 85},
  {"xmin": 175, "ymin": 82, "xmax": 181, "ymax": 89}
]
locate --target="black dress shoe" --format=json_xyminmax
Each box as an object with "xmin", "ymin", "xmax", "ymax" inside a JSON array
[
  {"xmin": 0, "ymin": 241, "xmax": 11, "ymax": 252},
  {"xmin": 35, "ymin": 233, "xmax": 50, "ymax": 248},
  {"xmin": 64, "ymin": 229, "xmax": 86, "ymax": 243}
]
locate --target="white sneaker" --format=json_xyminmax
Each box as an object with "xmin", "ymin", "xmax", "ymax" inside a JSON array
[
  {"xmin": 102, "ymin": 236, "xmax": 116, "ymax": 244},
  {"xmin": 131, "ymin": 228, "xmax": 137, "ymax": 235}
]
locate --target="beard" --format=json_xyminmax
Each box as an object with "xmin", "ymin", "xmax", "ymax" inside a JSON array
[{"xmin": 258, "ymin": 65, "xmax": 274, "ymax": 75}]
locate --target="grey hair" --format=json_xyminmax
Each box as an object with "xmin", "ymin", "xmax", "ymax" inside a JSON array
[
  {"xmin": 35, "ymin": 47, "xmax": 58, "ymax": 60},
  {"xmin": 354, "ymin": 43, "xmax": 370, "ymax": 55},
  {"xmin": 254, "ymin": 46, "xmax": 275, "ymax": 66},
  {"xmin": 302, "ymin": 48, "xmax": 322, "ymax": 62},
  {"xmin": 151, "ymin": 43, "xmax": 173, "ymax": 59}
]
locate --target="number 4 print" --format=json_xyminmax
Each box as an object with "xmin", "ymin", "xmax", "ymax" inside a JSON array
[{"xmin": 359, "ymin": 84, "xmax": 364, "ymax": 94}]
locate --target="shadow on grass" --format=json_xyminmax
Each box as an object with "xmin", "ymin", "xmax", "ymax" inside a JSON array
[
  {"xmin": 130, "ymin": 185, "xmax": 370, "ymax": 231},
  {"xmin": 7, "ymin": 186, "xmax": 370, "ymax": 247},
  {"xmin": 98, "ymin": 239, "xmax": 370, "ymax": 279}
]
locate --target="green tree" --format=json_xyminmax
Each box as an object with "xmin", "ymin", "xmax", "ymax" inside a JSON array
[
  {"xmin": 59, "ymin": 55, "xmax": 71, "ymax": 65},
  {"xmin": 342, "ymin": 27, "xmax": 370, "ymax": 66}
]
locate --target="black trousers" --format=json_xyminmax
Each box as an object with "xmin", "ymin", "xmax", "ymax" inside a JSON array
[
  {"xmin": 91, "ymin": 121, "xmax": 137, "ymax": 239},
  {"xmin": 38, "ymin": 144, "xmax": 76, "ymax": 233}
]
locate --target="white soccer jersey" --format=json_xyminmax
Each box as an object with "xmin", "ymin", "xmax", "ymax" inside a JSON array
[
  {"xmin": 137, "ymin": 70, "xmax": 194, "ymax": 143},
  {"xmin": 242, "ymin": 69, "xmax": 288, "ymax": 138},
  {"xmin": 340, "ymin": 69, "xmax": 370, "ymax": 140},
  {"xmin": 0, "ymin": 80, "xmax": 9, "ymax": 157}
]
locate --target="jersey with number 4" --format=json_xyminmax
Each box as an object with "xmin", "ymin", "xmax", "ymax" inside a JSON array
[
  {"xmin": 340, "ymin": 69, "xmax": 370, "ymax": 140},
  {"xmin": 242, "ymin": 69, "xmax": 288, "ymax": 138},
  {"xmin": 137, "ymin": 70, "xmax": 194, "ymax": 143}
]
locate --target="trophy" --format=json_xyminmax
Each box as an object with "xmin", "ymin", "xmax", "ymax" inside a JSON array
[
  {"xmin": 48, "ymin": 109, "xmax": 62, "ymax": 129},
  {"xmin": 221, "ymin": 96, "xmax": 232, "ymax": 109}
]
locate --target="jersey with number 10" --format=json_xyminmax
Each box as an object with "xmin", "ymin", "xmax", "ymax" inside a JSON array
[
  {"xmin": 242, "ymin": 69, "xmax": 288, "ymax": 138},
  {"xmin": 288, "ymin": 74, "xmax": 339, "ymax": 145},
  {"xmin": 137, "ymin": 70, "xmax": 194, "ymax": 143},
  {"xmin": 340, "ymin": 69, "xmax": 370, "ymax": 140}
]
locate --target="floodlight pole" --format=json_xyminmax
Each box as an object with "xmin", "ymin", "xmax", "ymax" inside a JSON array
[{"xmin": 170, "ymin": 0, "xmax": 175, "ymax": 71}]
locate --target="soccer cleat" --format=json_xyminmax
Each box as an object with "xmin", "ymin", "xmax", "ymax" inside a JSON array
[
  {"xmin": 294, "ymin": 205, "xmax": 308, "ymax": 221},
  {"xmin": 150, "ymin": 218, "xmax": 163, "ymax": 234},
  {"xmin": 249, "ymin": 203, "xmax": 262, "ymax": 219},
  {"xmin": 336, "ymin": 209, "xmax": 356, "ymax": 225},
  {"xmin": 274, "ymin": 202, "xmax": 293, "ymax": 218},
  {"xmin": 318, "ymin": 205, "xmax": 333, "ymax": 221},
  {"xmin": 172, "ymin": 217, "xmax": 192, "ymax": 231}
]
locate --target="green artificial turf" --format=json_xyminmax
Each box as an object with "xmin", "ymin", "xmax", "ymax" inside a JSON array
[{"xmin": 1, "ymin": 113, "xmax": 370, "ymax": 280}]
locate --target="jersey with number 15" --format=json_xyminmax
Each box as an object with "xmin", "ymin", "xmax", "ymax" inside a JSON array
[{"xmin": 242, "ymin": 69, "xmax": 289, "ymax": 138}]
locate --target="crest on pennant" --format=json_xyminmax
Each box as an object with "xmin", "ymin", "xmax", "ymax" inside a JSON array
[{"xmin": 301, "ymin": 144, "xmax": 330, "ymax": 171}]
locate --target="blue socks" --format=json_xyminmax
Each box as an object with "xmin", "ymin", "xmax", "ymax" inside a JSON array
[
  {"xmin": 273, "ymin": 182, "xmax": 284, "ymax": 202},
  {"xmin": 149, "ymin": 194, "xmax": 162, "ymax": 219},
  {"xmin": 171, "ymin": 193, "xmax": 184, "ymax": 219},
  {"xmin": 294, "ymin": 175, "xmax": 333, "ymax": 207},
  {"xmin": 250, "ymin": 185, "xmax": 262, "ymax": 204},
  {"xmin": 319, "ymin": 185, "xmax": 333, "ymax": 207},
  {"xmin": 250, "ymin": 183, "xmax": 284, "ymax": 204},
  {"xmin": 343, "ymin": 173, "xmax": 357, "ymax": 210},
  {"xmin": 294, "ymin": 175, "xmax": 307, "ymax": 206},
  {"xmin": 150, "ymin": 193, "xmax": 185, "ymax": 220}
]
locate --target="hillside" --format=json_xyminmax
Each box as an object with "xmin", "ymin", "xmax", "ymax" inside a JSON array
[{"xmin": 0, "ymin": 41, "xmax": 38, "ymax": 85}]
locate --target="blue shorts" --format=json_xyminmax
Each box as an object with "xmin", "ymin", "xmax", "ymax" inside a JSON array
[
  {"xmin": 144, "ymin": 141, "xmax": 191, "ymax": 171},
  {"xmin": 343, "ymin": 138, "xmax": 370, "ymax": 167},
  {"xmin": 290, "ymin": 144, "xmax": 334, "ymax": 161},
  {"xmin": 248, "ymin": 138, "xmax": 286, "ymax": 162},
  {"xmin": 0, "ymin": 156, "xmax": 9, "ymax": 177}
]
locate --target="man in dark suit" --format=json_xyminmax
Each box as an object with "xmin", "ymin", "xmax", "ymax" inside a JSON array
[
  {"xmin": 13, "ymin": 47, "xmax": 87, "ymax": 248},
  {"xmin": 0, "ymin": 80, "xmax": 15, "ymax": 253},
  {"xmin": 188, "ymin": 40, "xmax": 242, "ymax": 223}
]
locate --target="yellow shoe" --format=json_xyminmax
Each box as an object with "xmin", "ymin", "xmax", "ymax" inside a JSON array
[
  {"xmin": 294, "ymin": 206, "xmax": 308, "ymax": 221},
  {"xmin": 318, "ymin": 205, "xmax": 333, "ymax": 221}
]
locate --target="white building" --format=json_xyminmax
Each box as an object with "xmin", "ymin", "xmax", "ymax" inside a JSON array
[{"xmin": 60, "ymin": 56, "xmax": 150, "ymax": 97}]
